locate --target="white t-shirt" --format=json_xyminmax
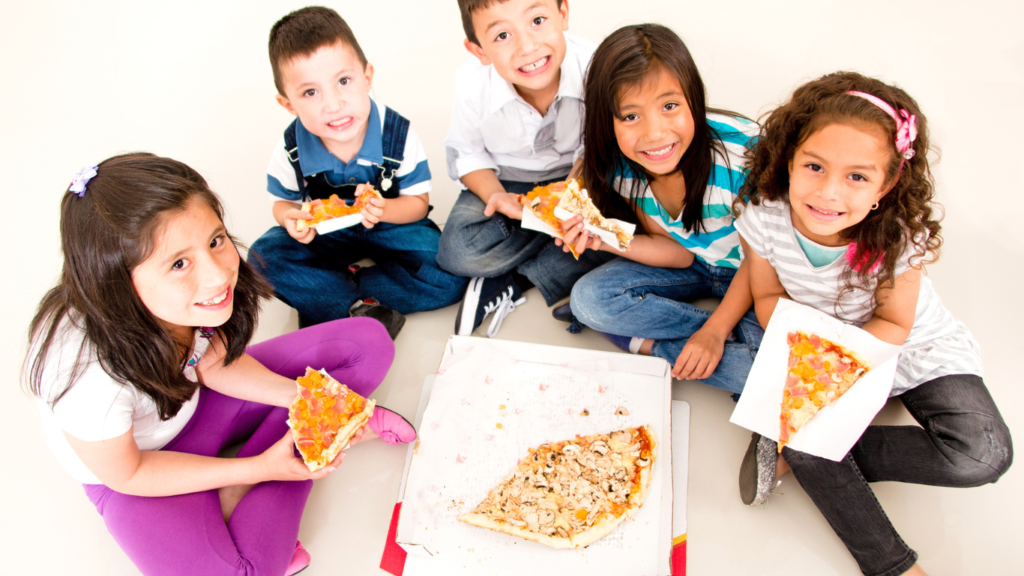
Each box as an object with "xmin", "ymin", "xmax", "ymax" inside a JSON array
[
  {"xmin": 735, "ymin": 199, "xmax": 983, "ymax": 395},
  {"xmin": 444, "ymin": 34, "xmax": 595, "ymax": 185},
  {"xmin": 35, "ymin": 319, "xmax": 207, "ymax": 484}
]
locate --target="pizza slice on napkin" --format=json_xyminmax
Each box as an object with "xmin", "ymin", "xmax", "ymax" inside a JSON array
[
  {"xmin": 459, "ymin": 426, "xmax": 656, "ymax": 548},
  {"xmin": 779, "ymin": 331, "xmax": 871, "ymax": 452},
  {"xmin": 288, "ymin": 367, "xmax": 376, "ymax": 471},
  {"xmin": 296, "ymin": 188, "xmax": 384, "ymax": 232}
]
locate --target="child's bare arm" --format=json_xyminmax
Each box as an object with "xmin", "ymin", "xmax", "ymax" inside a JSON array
[
  {"xmin": 558, "ymin": 211, "xmax": 695, "ymax": 268},
  {"xmin": 862, "ymin": 266, "xmax": 920, "ymax": 346},
  {"xmin": 272, "ymin": 200, "xmax": 316, "ymax": 244},
  {"xmin": 741, "ymin": 235, "xmax": 789, "ymax": 329},
  {"xmin": 461, "ymin": 169, "xmax": 523, "ymax": 220},
  {"xmin": 673, "ymin": 258, "xmax": 755, "ymax": 380}
]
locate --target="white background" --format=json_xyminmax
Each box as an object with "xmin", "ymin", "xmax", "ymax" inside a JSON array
[{"xmin": 1, "ymin": 1, "xmax": 1021, "ymax": 574}]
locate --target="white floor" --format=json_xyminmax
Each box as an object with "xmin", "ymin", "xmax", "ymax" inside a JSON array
[{"xmin": 2, "ymin": 1, "xmax": 1023, "ymax": 575}]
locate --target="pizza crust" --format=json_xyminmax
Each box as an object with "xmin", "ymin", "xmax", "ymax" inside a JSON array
[{"xmin": 459, "ymin": 513, "xmax": 575, "ymax": 549}]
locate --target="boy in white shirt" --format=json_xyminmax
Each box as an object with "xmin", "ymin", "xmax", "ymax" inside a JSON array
[{"xmin": 438, "ymin": 0, "xmax": 613, "ymax": 337}]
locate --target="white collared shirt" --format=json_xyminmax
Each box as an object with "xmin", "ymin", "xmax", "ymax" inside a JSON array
[{"xmin": 444, "ymin": 34, "xmax": 595, "ymax": 186}]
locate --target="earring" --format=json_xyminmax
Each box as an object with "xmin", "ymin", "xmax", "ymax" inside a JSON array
[{"xmin": 871, "ymin": 202, "xmax": 879, "ymax": 210}]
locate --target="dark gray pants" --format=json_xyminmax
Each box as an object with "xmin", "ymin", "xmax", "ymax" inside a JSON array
[{"xmin": 784, "ymin": 373, "xmax": 1012, "ymax": 576}]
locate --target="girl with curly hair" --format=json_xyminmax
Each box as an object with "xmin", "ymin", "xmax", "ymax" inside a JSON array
[
  {"xmin": 26, "ymin": 153, "xmax": 415, "ymax": 575},
  {"xmin": 735, "ymin": 72, "xmax": 1012, "ymax": 576}
]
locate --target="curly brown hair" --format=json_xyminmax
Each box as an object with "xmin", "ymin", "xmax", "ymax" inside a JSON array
[{"xmin": 738, "ymin": 71, "xmax": 942, "ymax": 305}]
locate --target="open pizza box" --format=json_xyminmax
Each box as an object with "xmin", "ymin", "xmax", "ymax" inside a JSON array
[
  {"xmin": 520, "ymin": 187, "xmax": 636, "ymax": 253},
  {"xmin": 388, "ymin": 336, "xmax": 676, "ymax": 576},
  {"xmin": 729, "ymin": 299, "xmax": 902, "ymax": 461}
]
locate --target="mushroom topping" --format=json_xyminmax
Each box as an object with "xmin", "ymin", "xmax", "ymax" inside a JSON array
[
  {"xmin": 610, "ymin": 430, "xmax": 632, "ymax": 447},
  {"xmin": 601, "ymin": 479, "xmax": 612, "ymax": 493},
  {"xmin": 544, "ymin": 461, "xmax": 555, "ymax": 474},
  {"xmin": 580, "ymin": 408, "xmax": 590, "ymax": 416},
  {"xmin": 534, "ymin": 476, "xmax": 549, "ymax": 488},
  {"xmin": 530, "ymin": 197, "xmax": 541, "ymax": 209},
  {"xmin": 854, "ymin": 368, "xmax": 866, "ymax": 378},
  {"xmin": 562, "ymin": 444, "xmax": 581, "ymax": 458},
  {"xmin": 614, "ymin": 468, "xmax": 626, "ymax": 480},
  {"xmin": 635, "ymin": 457, "xmax": 651, "ymax": 467},
  {"xmin": 568, "ymin": 460, "xmax": 581, "ymax": 476},
  {"xmin": 532, "ymin": 452, "xmax": 541, "ymax": 463},
  {"xmin": 831, "ymin": 372, "xmax": 842, "ymax": 383},
  {"xmin": 556, "ymin": 527, "xmax": 569, "ymax": 538},
  {"xmin": 543, "ymin": 525, "xmax": 557, "ymax": 535},
  {"xmin": 615, "ymin": 406, "xmax": 630, "ymax": 416},
  {"xmin": 539, "ymin": 510, "xmax": 556, "ymax": 525},
  {"xmin": 524, "ymin": 512, "xmax": 539, "ymax": 526},
  {"xmin": 591, "ymin": 441, "xmax": 610, "ymax": 456},
  {"xmin": 547, "ymin": 452, "xmax": 557, "ymax": 462}
]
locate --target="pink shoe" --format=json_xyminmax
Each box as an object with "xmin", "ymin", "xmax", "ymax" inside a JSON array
[
  {"xmin": 285, "ymin": 541, "xmax": 311, "ymax": 576},
  {"xmin": 368, "ymin": 406, "xmax": 417, "ymax": 445}
]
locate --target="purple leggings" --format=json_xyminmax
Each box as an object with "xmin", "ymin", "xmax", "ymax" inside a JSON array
[{"xmin": 82, "ymin": 317, "xmax": 394, "ymax": 576}]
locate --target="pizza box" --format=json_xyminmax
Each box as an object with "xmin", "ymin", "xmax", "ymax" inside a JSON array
[
  {"xmin": 392, "ymin": 336, "xmax": 674, "ymax": 576},
  {"xmin": 729, "ymin": 299, "xmax": 902, "ymax": 461},
  {"xmin": 520, "ymin": 189, "xmax": 636, "ymax": 253},
  {"xmin": 305, "ymin": 211, "xmax": 364, "ymax": 235}
]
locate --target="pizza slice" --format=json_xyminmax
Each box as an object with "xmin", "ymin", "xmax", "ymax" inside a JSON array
[
  {"xmin": 296, "ymin": 188, "xmax": 384, "ymax": 232},
  {"xmin": 287, "ymin": 367, "xmax": 376, "ymax": 471},
  {"xmin": 779, "ymin": 331, "xmax": 871, "ymax": 452},
  {"xmin": 518, "ymin": 179, "xmax": 633, "ymax": 259},
  {"xmin": 556, "ymin": 180, "xmax": 633, "ymax": 251},
  {"xmin": 459, "ymin": 425, "xmax": 656, "ymax": 549}
]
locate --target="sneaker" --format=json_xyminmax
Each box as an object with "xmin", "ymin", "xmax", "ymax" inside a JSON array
[
  {"xmin": 285, "ymin": 541, "xmax": 311, "ymax": 576},
  {"xmin": 368, "ymin": 406, "xmax": 417, "ymax": 445},
  {"xmin": 349, "ymin": 298, "xmax": 406, "ymax": 340},
  {"xmin": 454, "ymin": 274, "xmax": 526, "ymax": 338},
  {"xmin": 739, "ymin": 432, "xmax": 778, "ymax": 506}
]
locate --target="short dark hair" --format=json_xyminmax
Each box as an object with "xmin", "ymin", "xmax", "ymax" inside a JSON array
[
  {"xmin": 269, "ymin": 6, "xmax": 367, "ymax": 95},
  {"xmin": 458, "ymin": 0, "xmax": 564, "ymax": 46},
  {"xmin": 26, "ymin": 153, "xmax": 273, "ymax": 421}
]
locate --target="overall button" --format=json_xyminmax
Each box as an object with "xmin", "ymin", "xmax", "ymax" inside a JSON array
[{"xmin": 349, "ymin": 177, "xmax": 356, "ymax": 183}]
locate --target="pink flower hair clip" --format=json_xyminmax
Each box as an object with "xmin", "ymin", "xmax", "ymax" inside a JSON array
[
  {"xmin": 846, "ymin": 90, "xmax": 918, "ymax": 173},
  {"xmin": 69, "ymin": 165, "xmax": 98, "ymax": 197}
]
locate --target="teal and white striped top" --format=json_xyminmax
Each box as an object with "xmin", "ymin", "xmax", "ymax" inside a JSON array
[{"xmin": 614, "ymin": 113, "xmax": 758, "ymax": 269}]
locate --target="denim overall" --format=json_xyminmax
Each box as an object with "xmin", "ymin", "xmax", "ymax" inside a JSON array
[{"xmin": 249, "ymin": 108, "xmax": 467, "ymax": 326}]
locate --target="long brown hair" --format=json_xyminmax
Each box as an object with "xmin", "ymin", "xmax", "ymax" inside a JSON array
[
  {"xmin": 26, "ymin": 153, "xmax": 273, "ymax": 420},
  {"xmin": 739, "ymin": 71, "xmax": 942, "ymax": 304},
  {"xmin": 581, "ymin": 24, "xmax": 735, "ymax": 234}
]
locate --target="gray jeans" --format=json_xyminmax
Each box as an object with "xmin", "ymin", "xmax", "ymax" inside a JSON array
[
  {"xmin": 437, "ymin": 184, "xmax": 614, "ymax": 306},
  {"xmin": 784, "ymin": 373, "xmax": 1012, "ymax": 576}
]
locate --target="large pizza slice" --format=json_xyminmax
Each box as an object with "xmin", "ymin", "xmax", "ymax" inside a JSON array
[
  {"xmin": 296, "ymin": 188, "xmax": 384, "ymax": 232},
  {"xmin": 519, "ymin": 179, "xmax": 631, "ymax": 259},
  {"xmin": 287, "ymin": 367, "xmax": 376, "ymax": 471},
  {"xmin": 459, "ymin": 426, "xmax": 656, "ymax": 549},
  {"xmin": 779, "ymin": 331, "xmax": 871, "ymax": 452}
]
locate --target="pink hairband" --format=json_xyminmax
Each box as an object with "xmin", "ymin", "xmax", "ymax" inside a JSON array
[{"xmin": 846, "ymin": 90, "xmax": 918, "ymax": 173}]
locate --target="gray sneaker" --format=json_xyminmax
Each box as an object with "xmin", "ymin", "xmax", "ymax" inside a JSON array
[
  {"xmin": 349, "ymin": 298, "xmax": 405, "ymax": 340},
  {"xmin": 739, "ymin": 432, "xmax": 778, "ymax": 506}
]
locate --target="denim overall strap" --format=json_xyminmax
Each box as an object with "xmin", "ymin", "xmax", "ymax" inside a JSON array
[
  {"xmin": 282, "ymin": 119, "xmax": 307, "ymax": 199},
  {"xmin": 377, "ymin": 107, "xmax": 409, "ymax": 199}
]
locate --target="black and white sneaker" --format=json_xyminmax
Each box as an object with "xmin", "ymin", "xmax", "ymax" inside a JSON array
[
  {"xmin": 454, "ymin": 273, "xmax": 527, "ymax": 337},
  {"xmin": 349, "ymin": 298, "xmax": 406, "ymax": 340}
]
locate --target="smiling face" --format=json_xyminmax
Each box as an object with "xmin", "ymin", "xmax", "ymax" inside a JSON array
[
  {"xmin": 131, "ymin": 197, "xmax": 240, "ymax": 341},
  {"xmin": 787, "ymin": 122, "xmax": 895, "ymax": 246},
  {"xmin": 465, "ymin": 0, "xmax": 569, "ymax": 99},
  {"xmin": 612, "ymin": 67, "xmax": 695, "ymax": 178},
  {"xmin": 275, "ymin": 41, "xmax": 374, "ymax": 162}
]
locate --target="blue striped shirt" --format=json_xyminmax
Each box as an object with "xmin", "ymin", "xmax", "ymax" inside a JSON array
[{"xmin": 614, "ymin": 113, "xmax": 757, "ymax": 269}]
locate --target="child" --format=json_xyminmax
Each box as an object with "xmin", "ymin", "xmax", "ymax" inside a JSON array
[
  {"xmin": 734, "ymin": 72, "xmax": 1012, "ymax": 576},
  {"xmin": 250, "ymin": 7, "xmax": 467, "ymax": 337},
  {"xmin": 560, "ymin": 24, "xmax": 763, "ymax": 394},
  {"xmin": 27, "ymin": 153, "xmax": 416, "ymax": 575},
  {"xmin": 438, "ymin": 0, "xmax": 614, "ymax": 337}
]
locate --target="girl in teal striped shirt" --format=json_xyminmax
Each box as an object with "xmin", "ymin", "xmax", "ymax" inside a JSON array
[{"xmin": 556, "ymin": 23, "xmax": 760, "ymax": 395}]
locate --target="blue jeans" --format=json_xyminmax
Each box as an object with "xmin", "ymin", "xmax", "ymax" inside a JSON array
[
  {"xmin": 249, "ymin": 218, "xmax": 468, "ymax": 325},
  {"xmin": 570, "ymin": 257, "xmax": 763, "ymax": 394},
  {"xmin": 437, "ymin": 181, "xmax": 615, "ymax": 306},
  {"xmin": 786, "ymin": 373, "xmax": 1012, "ymax": 576}
]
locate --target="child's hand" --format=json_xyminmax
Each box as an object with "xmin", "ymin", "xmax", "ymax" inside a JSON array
[
  {"xmin": 672, "ymin": 326, "xmax": 725, "ymax": 380},
  {"xmin": 484, "ymin": 191, "xmax": 524, "ymax": 221},
  {"xmin": 556, "ymin": 214, "xmax": 603, "ymax": 255},
  {"xmin": 359, "ymin": 184, "xmax": 385, "ymax": 229},
  {"xmin": 258, "ymin": 431, "xmax": 346, "ymax": 482},
  {"xmin": 283, "ymin": 208, "xmax": 317, "ymax": 244}
]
